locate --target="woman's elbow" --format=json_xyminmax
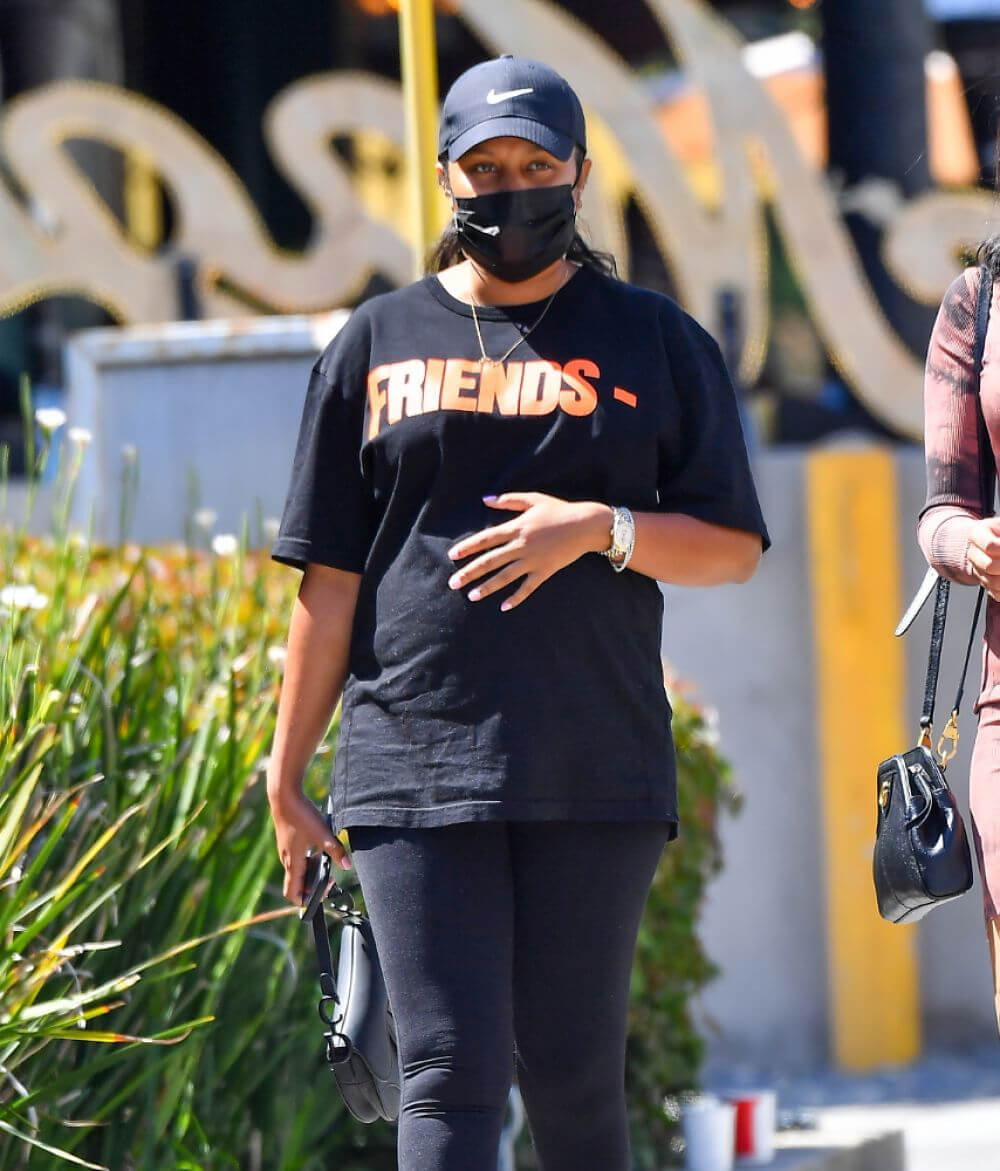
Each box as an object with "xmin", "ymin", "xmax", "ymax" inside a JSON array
[{"xmin": 729, "ymin": 534, "xmax": 763, "ymax": 583}]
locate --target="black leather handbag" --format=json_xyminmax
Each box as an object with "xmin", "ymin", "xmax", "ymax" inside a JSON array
[
  {"xmin": 299, "ymin": 800, "xmax": 400, "ymax": 1123},
  {"xmin": 873, "ymin": 264, "xmax": 994, "ymax": 923}
]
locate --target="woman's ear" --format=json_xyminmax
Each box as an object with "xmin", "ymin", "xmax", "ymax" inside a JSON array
[
  {"xmin": 436, "ymin": 160, "xmax": 454, "ymax": 206},
  {"xmin": 574, "ymin": 156, "xmax": 593, "ymax": 208}
]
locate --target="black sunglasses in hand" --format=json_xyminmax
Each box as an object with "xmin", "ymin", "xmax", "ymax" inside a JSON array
[{"xmin": 299, "ymin": 849, "xmax": 334, "ymax": 922}]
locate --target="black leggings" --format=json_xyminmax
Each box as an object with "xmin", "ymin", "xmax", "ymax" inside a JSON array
[{"xmin": 345, "ymin": 818, "xmax": 673, "ymax": 1171}]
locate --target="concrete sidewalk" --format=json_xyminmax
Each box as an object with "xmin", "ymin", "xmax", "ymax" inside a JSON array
[
  {"xmin": 703, "ymin": 1047, "xmax": 1000, "ymax": 1171},
  {"xmin": 808, "ymin": 1098, "xmax": 1000, "ymax": 1171}
]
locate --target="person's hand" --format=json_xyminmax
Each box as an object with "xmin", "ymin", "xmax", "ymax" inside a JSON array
[
  {"xmin": 267, "ymin": 786, "xmax": 352, "ymax": 907},
  {"xmin": 965, "ymin": 516, "xmax": 1000, "ymax": 600},
  {"xmin": 446, "ymin": 492, "xmax": 612, "ymax": 610}
]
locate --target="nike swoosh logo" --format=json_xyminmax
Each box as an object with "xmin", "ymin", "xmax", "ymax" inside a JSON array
[
  {"xmin": 454, "ymin": 208, "xmax": 501, "ymax": 236},
  {"xmin": 486, "ymin": 87, "xmax": 534, "ymax": 104}
]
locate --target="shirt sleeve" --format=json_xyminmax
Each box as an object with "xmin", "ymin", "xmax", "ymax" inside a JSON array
[
  {"xmin": 655, "ymin": 305, "xmax": 772, "ymax": 553},
  {"xmin": 270, "ymin": 314, "xmax": 374, "ymax": 574},
  {"xmin": 917, "ymin": 266, "xmax": 986, "ymax": 584}
]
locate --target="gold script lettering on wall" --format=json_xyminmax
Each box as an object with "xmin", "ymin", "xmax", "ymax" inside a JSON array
[
  {"xmin": 0, "ymin": 75, "xmax": 413, "ymax": 322},
  {"xmin": 0, "ymin": 0, "xmax": 997, "ymax": 438},
  {"xmin": 882, "ymin": 189, "xmax": 1000, "ymax": 304}
]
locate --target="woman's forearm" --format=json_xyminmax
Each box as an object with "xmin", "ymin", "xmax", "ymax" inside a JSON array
[
  {"xmin": 577, "ymin": 503, "xmax": 762, "ymax": 585},
  {"xmin": 628, "ymin": 511, "xmax": 762, "ymax": 584},
  {"xmin": 916, "ymin": 504, "xmax": 980, "ymax": 586},
  {"xmin": 266, "ymin": 564, "xmax": 361, "ymax": 800}
]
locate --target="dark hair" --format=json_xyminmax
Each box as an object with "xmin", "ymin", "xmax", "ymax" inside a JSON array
[
  {"xmin": 978, "ymin": 236, "xmax": 1000, "ymax": 276},
  {"xmin": 424, "ymin": 145, "xmax": 618, "ymax": 279},
  {"xmin": 977, "ymin": 125, "xmax": 1000, "ymax": 277}
]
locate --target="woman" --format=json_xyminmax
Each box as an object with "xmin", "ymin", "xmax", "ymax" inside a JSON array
[
  {"xmin": 266, "ymin": 54, "xmax": 770, "ymax": 1171},
  {"xmin": 918, "ymin": 237, "xmax": 1000, "ymax": 1034}
]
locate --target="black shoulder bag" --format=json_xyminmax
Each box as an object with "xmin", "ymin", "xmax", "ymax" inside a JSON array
[
  {"xmin": 873, "ymin": 264, "xmax": 994, "ymax": 924},
  {"xmin": 298, "ymin": 798, "xmax": 400, "ymax": 1122}
]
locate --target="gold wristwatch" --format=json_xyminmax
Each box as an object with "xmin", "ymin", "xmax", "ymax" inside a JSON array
[{"xmin": 602, "ymin": 505, "xmax": 635, "ymax": 573}]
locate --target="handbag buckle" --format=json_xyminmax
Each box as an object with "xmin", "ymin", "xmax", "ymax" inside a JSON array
[
  {"xmin": 917, "ymin": 723, "xmax": 933, "ymax": 751},
  {"xmin": 936, "ymin": 711, "xmax": 960, "ymax": 768}
]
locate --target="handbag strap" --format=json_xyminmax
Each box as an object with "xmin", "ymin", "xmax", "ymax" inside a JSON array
[
  {"xmin": 310, "ymin": 898, "xmax": 338, "ymax": 999},
  {"xmin": 299, "ymin": 801, "xmax": 360, "ymax": 1067},
  {"xmin": 920, "ymin": 264, "xmax": 994, "ymax": 760},
  {"xmin": 306, "ymin": 881, "xmax": 362, "ymax": 1067},
  {"xmin": 919, "ymin": 575, "xmax": 951, "ymax": 735}
]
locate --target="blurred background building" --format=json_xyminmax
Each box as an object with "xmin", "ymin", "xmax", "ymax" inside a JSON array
[{"xmin": 3, "ymin": 0, "xmax": 1000, "ymax": 462}]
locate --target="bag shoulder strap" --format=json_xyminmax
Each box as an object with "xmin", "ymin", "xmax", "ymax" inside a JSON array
[
  {"xmin": 918, "ymin": 264, "xmax": 993, "ymax": 760},
  {"xmin": 975, "ymin": 265, "xmax": 996, "ymax": 521}
]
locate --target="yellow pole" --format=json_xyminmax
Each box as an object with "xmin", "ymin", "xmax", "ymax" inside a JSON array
[
  {"xmin": 806, "ymin": 446, "xmax": 921, "ymax": 1069},
  {"xmin": 399, "ymin": 0, "xmax": 442, "ymax": 279}
]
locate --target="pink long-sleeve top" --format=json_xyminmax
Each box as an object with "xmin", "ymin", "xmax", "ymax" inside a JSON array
[{"xmin": 918, "ymin": 264, "xmax": 999, "ymax": 710}]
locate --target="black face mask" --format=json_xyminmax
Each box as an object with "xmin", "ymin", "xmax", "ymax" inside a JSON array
[{"xmin": 452, "ymin": 183, "xmax": 577, "ymax": 284}]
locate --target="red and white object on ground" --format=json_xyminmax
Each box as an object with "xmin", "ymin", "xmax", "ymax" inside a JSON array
[{"xmin": 724, "ymin": 1090, "xmax": 777, "ymax": 1164}]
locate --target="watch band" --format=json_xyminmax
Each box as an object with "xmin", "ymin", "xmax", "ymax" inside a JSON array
[{"xmin": 602, "ymin": 505, "xmax": 635, "ymax": 572}]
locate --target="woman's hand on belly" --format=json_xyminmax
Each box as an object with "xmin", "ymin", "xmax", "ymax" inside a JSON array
[{"xmin": 445, "ymin": 491, "xmax": 612, "ymax": 611}]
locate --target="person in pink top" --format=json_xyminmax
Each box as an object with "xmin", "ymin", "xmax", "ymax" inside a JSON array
[{"xmin": 918, "ymin": 240, "xmax": 1000, "ymax": 1032}]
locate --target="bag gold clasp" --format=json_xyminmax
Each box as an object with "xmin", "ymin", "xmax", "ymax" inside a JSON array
[{"xmin": 936, "ymin": 711, "xmax": 960, "ymax": 769}]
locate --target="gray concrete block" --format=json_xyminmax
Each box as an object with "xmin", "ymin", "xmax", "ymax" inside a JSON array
[{"xmin": 770, "ymin": 1129, "xmax": 905, "ymax": 1170}]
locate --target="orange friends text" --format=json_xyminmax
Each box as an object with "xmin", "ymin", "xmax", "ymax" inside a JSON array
[{"xmin": 366, "ymin": 358, "xmax": 604, "ymax": 439}]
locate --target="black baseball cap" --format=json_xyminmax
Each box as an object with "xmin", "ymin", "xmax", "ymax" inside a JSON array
[{"xmin": 437, "ymin": 54, "xmax": 587, "ymax": 163}]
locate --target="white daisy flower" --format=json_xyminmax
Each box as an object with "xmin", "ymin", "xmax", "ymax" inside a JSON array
[
  {"xmin": 194, "ymin": 508, "xmax": 217, "ymax": 530},
  {"xmin": 68, "ymin": 426, "xmax": 92, "ymax": 445},
  {"xmin": 34, "ymin": 406, "xmax": 66, "ymax": 433},
  {"xmin": 266, "ymin": 644, "xmax": 287, "ymax": 667},
  {"xmin": 0, "ymin": 584, "xmax": 48, "ymax": 610},
  {"xmin": 121, "ymin": 443, "xmax": 138, "ymax": 463},
  {"xmin": 211, "ymin": 533, "xmax": 239, "ymax": 557}
]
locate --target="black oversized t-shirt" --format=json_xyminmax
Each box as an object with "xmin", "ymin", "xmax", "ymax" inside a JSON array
[{"xmin": 271, "ymin": 264, "xmax": 771, "ymax": 832}]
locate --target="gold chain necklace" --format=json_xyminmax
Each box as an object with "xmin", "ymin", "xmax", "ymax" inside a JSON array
[{"xmin": 469, "ymin": 287, "xmax": 559, "ymax": 368}]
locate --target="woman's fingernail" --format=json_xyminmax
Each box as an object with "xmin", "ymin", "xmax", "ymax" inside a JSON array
[
  {"xmin": 340, "ymin": 855, "xmax": 353, "ymax": 870},
  {"xmin": 468, "ymin": 588, "xmax": 481, "ymax": 601},
  {"xmin": 447, "ymin": 548, "xmax": 458, "ymax": 559},
  {"xmin": 483, "ymin": 494, "xmax": 497, "ymax": 502},
  {"xmin": 448, "ymin": 575, "xmax": 460, "ymax": 588},
  {"xmin": 500, "ymin": 600, "xmax": 513, "ymax": 612}
]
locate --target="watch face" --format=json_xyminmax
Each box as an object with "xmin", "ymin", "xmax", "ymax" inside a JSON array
[{"xmin": 612, "ymin": 510, "xmax": 628, "ymax": 555}]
